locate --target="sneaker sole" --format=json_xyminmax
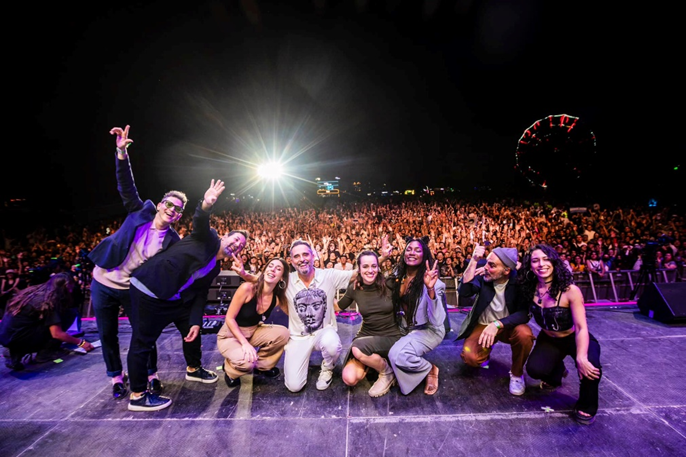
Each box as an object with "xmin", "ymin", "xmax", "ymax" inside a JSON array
[
  {"xmin": 510, "ymin": 389, "xmax": 526, "ymax": 396},
  {"xmin": 185, "ymin": 374, "xmax": 219, "ymax": 384},
  {"xmin": 128, "ymin": 400, "xmax": 172, "ymax": 412}
]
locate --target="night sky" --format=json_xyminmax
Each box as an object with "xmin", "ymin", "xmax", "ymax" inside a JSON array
[{"xmin": 13, "ymin": 0, "xmax": 681, "ymax": 220}]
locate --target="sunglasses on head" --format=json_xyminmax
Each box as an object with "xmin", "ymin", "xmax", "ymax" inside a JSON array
[{"xmin": 162, "ymin": 200, "xmax": 184, "ymax": 213}]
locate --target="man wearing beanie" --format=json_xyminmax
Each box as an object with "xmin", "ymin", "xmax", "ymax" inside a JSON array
[{"xmin": 456, "ymin": 244, "xmax": 534, "ymax": 396}]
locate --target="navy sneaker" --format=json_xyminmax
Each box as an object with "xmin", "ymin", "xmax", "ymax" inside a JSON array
[
  {"xmin": 128, "ymin": 392, "xmax": 172, "ymax": 412},
  {"xmin": 186, "ymin": 367, "xmax": 218, "ymax": 384}
]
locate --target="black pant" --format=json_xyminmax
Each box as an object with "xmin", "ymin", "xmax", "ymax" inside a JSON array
[
  {"xmin": 90, "ymin": 279, "xmax": 157, "ymax": 377},
  {"xmin": 127, "ymin": 287, "xmax": 202, "ymax": 393},
  {"xmin": 526, "ymin": 330, "xmax": 602, "ymax": 416}
]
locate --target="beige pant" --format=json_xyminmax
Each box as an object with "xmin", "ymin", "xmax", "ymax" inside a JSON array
[{"xmin": 216, "ymin": 323, "xmax": 289, "ymax": 379}]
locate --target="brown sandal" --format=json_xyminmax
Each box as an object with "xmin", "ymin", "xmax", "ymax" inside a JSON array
[{"xmin": 424, "ymin": 364, "xmax": 439, "ymax": 395}]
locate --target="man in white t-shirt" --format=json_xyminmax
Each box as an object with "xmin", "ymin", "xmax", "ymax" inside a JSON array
[{"xmin": 284, "ymin": 240, "xmax": 355, "ymax": 392}]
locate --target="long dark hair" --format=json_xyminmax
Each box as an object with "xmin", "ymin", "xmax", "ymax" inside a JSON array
[
  {"xmin": 5, "ymin": 272, "xmax": 75, "ymax": 318},
  {"xmin": 390, "ymin": 236, "xmax": 433, "ymax": 326},
  {"xmin": 254, "ymin": 258, "xmax": 289, "ymax": 312},
  {"xmin": 354, "ymin": 250, "xmax": 387, "ymax": 298},
  {"xmin": 518, "ymin": 244, "xmax": 573, "ymax": 302}
]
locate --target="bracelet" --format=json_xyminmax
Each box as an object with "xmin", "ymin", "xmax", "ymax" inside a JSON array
[
  {"xmin": 78, "ymin": 339, "xmax": 86, "ymax": 348},
  {"xmin": 493, "ymin": 321, "xmax": 503, "ymax": 330}
]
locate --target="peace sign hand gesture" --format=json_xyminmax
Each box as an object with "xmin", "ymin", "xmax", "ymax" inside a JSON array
[{"xmin": 424, "ymin": 260, "xmax": 439, "ymax": 289}]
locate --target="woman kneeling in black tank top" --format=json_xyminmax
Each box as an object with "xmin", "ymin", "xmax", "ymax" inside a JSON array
[{"xmin": 519, "ymin": 244, "xmax": 602, "ymax": 425}]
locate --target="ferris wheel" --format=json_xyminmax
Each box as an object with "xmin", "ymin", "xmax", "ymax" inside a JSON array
[{"xmin": 514, "ymin": 114, "xmax": 597, "ymax": 189}]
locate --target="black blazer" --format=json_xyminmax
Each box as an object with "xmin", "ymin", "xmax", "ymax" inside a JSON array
[
  {"xmin": 131, "ymin": 201, "xmax": 221, "ymax": 325},
  {"xmin": 455, "ymin": 271, "xmax": 528, "ymax": 340}
]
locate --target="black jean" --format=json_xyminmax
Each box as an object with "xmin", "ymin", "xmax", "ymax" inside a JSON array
[
  {"xmin": 91, "ymin": 279, "xmax": 157, "ymax": 377},
  {"xmin": 127, "ymin": 287, "xmax": 202, "ymax": 393},
  {"xmin": 526, "ymin": 330, "xmax": 602, "ymax": 416}
]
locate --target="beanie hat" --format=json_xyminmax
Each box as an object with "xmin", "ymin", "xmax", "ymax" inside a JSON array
[{"xmin": 492, "ymin": 247, "xmax": 518, "ymax": 270}]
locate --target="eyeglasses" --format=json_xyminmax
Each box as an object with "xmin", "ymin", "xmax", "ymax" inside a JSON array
[{"xmin": 162, "ymin": 200, "xmax": 184, "ymax": 213}]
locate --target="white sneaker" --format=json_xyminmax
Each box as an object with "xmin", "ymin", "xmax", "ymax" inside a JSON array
[
  {"xmin": 316, "ymin": 369, "xmax": 333, "ymax": 390},
  {"xmin": 509, "ymin": 371, "xmax": 526, "ymax": 396}
]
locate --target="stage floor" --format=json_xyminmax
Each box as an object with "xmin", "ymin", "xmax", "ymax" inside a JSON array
[{"xmin": 1, "ymin": 304, "xmax": 685, "ymax": 457}]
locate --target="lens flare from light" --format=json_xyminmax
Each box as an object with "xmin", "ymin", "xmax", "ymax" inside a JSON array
[{"xmin": 257, "ymin": 162, "xmax": 283, "ymax": 180}]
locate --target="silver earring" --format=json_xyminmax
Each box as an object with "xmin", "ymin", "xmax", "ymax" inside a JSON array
[{"xmin": 278, "ymin": 280, "xmax": 286, "ymax": 289}]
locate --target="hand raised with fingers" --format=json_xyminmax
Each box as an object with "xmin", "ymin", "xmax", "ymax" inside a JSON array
[
  {"xmin": 203, "ymin": 179, "xmax": 225, "ymax": 206},
  {"xmin": 229, "ymin": 252, "xmax": 245, "ymax": 276},
  {"xmin": 472, "ymin": 244, "xmax": 486, "ymax": 261},
  {"xmin": 109, "ymin": 125, "xmax": 133, "ymax": 150},
  {"xmin": 380, "ymin": 234, "xmax": 392, "ymax": 257},
  {"xmin": 424, "ymin": 260, "xmax": 439, "ymax": 289}
]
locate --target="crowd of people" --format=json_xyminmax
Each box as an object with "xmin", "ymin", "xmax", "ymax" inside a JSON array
[
  {"xmin": 1, "ymin": 124, "xmax": 684, "ymax": 423},
  {"xmin": 2, "ymin": 194, "xmax": 684, "ymax": 295}
]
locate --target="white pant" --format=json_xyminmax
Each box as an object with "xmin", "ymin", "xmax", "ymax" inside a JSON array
[{"xmin": 284, "ymin": 327, "xmax": 342, "ymax": 392}]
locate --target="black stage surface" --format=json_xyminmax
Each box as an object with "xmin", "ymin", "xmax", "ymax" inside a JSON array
[{"xmin": 2, "ymin": 304, "xmax": 685, "ymax": 457}]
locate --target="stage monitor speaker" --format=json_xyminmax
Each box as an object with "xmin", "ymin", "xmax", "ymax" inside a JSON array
[
  {"xmin": 637, "ymin": 282, "xmax": 686, "ymax": 323},
  {"xmin": 207, "ymin": 288, "xmax": 237, "ymax": 303},
  {"xmin": 211, "ymin": 271, "xmax": 242, "ymax": 288}
]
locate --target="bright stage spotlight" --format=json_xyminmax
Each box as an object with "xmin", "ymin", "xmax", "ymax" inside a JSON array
[{"xmin": 257, "ymin": 161, "xmax": 283, "ymax": 180}]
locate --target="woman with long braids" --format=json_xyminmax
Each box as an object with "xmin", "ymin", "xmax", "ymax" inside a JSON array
[
  {"xmin": 387, "ymin": 236, "xmax": 446, "ymax": 395},
  {"xmin": 338, "ymin": 244, "xmax": 403, "ymax": 398},
  {"xmin": 0, "ymin": 272, "xmax": 94, "ymax": 370},
  {"xmin": 217, "ymin": 258, "xmax": 291, "ymax": 387},
  {"xmin": 519, "ymin": 244, "xmax": 602, "ymax": 425}
]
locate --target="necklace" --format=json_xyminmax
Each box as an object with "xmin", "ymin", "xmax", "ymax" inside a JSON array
[{"xmin": 536, "ymin": 285, "xmax": 551, "ymax": 305}]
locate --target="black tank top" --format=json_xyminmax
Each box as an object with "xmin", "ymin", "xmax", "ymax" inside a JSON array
[
  {"xmin": 235, "ymin": 293, "xmax": 277, "ymax": 327},
  {"xmin": 530, "ymin": 292, "xmax": 574, "ymax": 332}
]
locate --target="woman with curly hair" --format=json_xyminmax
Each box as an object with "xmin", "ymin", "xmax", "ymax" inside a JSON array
[
  {"xmin": 0, "ymin": 272, "xmax": 94, "ymax": 370},
  {"xmin": 387, "ymin": 236, "xmax": 446, "ymax": 396},
  {"xmin": 519, "ymin": 244, "xmax": 602, "ymax": 425}
]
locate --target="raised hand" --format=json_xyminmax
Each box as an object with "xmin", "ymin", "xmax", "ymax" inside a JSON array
[
  {"xmin": 472, "ymin": 244, "xmax": 485, "ymax": 261},
  {"xmin": 229, "ymin": 252, "xmax": 245, "ymax": 276},
  {"xmin": 203, "ymin": 179, "xmax": 225, "ymax": 207},
  {"xmin": 424, "ymin": 260, "xmax": 439, "ymax": 289},
  {"xmin": 380, "ymin": 234, "xmax": 393, "ymax": 257},
  {"xmin": 109, "ymin": 125, "xmax": 133, "ymax": 150}
]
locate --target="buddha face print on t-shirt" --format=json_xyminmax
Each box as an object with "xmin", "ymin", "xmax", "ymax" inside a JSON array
[{"xmin": 293, "ymin": 288, "xmax": 327, "ymax": 335}]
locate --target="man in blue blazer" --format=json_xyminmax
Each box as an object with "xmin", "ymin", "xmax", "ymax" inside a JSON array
[{"xmin": 88, "ymin": 125, "xmax": 187, "ymax": 399}]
